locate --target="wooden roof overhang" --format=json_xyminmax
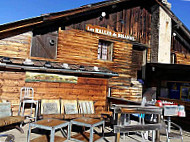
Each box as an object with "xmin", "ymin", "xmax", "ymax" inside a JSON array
[
  {"xmin": 0, "ymin": 57, "xmax": 118, "ymax": 78},
  {"xmin": 0, "ymin": 0, "xmax": 189, "ymax": 48},
  {"xmin": 145, "ymin": 63, "xmax": 190, "ymax": 86}
]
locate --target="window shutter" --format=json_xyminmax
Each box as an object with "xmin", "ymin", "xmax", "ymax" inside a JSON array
[
  {"xmin": 30, "ymin": 31, "xmax": 58, "ymax": 59},
  {"xmin": 108, "ymin": 43, "xmax": 113, "ymax": 61}
]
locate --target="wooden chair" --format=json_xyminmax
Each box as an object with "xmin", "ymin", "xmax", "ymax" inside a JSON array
[
  {"xmin": 61, "ymin": 100, "xmax": 83, "ymax": 119},
  {"xmin": 78, "ymin": 100, "xmax": 113, "ymax": 122},
  {"xmin": 40, "ymin": 99, "xmax": 62, "ymax": 119}
]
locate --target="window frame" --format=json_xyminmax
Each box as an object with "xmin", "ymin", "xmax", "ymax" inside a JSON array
[{"xmin": 98, "ymin": 39, "xmax": 113, "ymax": 61}]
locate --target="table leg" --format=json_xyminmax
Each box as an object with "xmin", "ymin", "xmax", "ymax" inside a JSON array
[
  {"xmin": 50, "ymin": 128, "xmax": 55, "ymax": 142},
  {"xmin": 167, "ymin": 117, "xmax": 171, "ymax": 142},
  {"xmin": 89, "ymin": 127, "xmax": 94, "ymax": 142},
  {"xmin": 27, "ymin": 123, "xmax": 31, "ymax": 142},
  {"xmin": 115, "ymin": 113, "xmax": 121, "ymax": 142}
]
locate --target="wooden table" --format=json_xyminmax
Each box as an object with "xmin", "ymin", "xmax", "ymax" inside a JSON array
[
  {"xmin": 112, "ymin": 105, "xmax": 163, "ymax": 142},
  {"xmin": 70, "ymin": 117, "xmax": 104, "ymax": 142},
  {"xmin": 27, "ymin": 119, "xmax": 70, "ymax": 142}
]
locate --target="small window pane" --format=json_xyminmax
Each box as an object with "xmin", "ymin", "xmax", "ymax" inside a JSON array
[{"xmin": 98, "ymin": 40, "xmax": 113, "ymax": 61}]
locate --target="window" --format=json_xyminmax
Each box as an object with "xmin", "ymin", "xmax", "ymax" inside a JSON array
[
  {"xmin": 30, "ymin": 31, "xmax": 58, "ymax": 59},
  {"xmin": 98, "ymin": 40, "xmax": 113, "ymax": 61}
]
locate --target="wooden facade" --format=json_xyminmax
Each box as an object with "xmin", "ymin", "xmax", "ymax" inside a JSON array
[{"xmin": 0, "ymin": 0, "xmax": 190, "ymax": 119}]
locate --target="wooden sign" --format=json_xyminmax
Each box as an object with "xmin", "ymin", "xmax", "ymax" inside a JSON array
[
  {"xmin": 86, "ymin": 24, "xmax": 135, "ymax": 41},
  {"xmin": 25, "ymin": 72, "xmax": 78, "ymax": 83}
]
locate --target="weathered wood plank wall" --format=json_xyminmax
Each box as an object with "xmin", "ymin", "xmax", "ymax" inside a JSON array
[
  {"xmin": 69, "ymin": 6, "xmax": 151, "ymax": 45},
  {"xmin": 0, "ymin": 32, "xmax": 32, "ymax": 58},
  {"xmin": 0, "ymin": 71, "xmax": 108, "ymax": 116}
]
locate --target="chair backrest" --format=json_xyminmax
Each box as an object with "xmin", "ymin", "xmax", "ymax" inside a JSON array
[
  {"xmin": 0, "ymin": 102, "xmax": 11, "ymax": 118},
  {"xmin": 41, "ymin": 99, "xmax": 60, "ymax": 115},
  {"xmin": 20, "ymin": 87, "xmax": 34, "ymax": 100},
  {"xmin": 78, "ymin": 100, "xmax": 94, "ymax": 114},
  {"xmin": 61, "ymin": 100, "xmax": 78, "ymax": 114}
]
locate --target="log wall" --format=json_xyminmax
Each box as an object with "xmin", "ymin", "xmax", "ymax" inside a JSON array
[
  {"xmin": 0, "ymin": 71, "xmax": 108, "ymax": 116},
  {"xmin": 0, "ymin": 32, "xmax": 32, "ymax": 58}
]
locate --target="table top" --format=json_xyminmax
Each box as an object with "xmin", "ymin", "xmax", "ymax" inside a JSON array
[
  {"xmin": 113, "ymin": 104, "xmax": 163, "ymax": 114},
  {"xmin": 33, "ymin": 119, "xmax": 68, "ymax": 127},
  {"xmin": 72, "ymin": 117, "xmax": 102, "ymax": 125}
]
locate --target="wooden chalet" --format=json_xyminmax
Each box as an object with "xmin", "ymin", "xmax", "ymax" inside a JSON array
[{"xmin": 0, "ymin": 0, "xmax": 190, "ymax": 122}]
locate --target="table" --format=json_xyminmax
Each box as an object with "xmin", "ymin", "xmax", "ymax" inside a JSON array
[
  {"xmin": 112, "ymin": 104, "xmax": 163, "ymax": 142},
  {"xmin": 70, "ymin": 117, "xmax": 104, "ymax": 142},
  {"xmin": 27, "ymin": 119, "xmax": 70, "ymax": 142}
]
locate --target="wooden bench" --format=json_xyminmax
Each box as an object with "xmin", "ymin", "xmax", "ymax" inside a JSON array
[{"xmin": 0, "ymin": 102, "xmax": 24, "ymax": 133}]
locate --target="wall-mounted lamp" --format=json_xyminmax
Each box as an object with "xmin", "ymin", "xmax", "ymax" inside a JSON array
[
  {"xmin": 101, "ymin": 12, "xmax": 106, "ymax": 17},
  {"xmin": 173, "ymin": 32, "xmax": 177, "ymax": 37},
  {"xmin": 99, "ymin": 12, "xmax": 107, "ymax": 21},
  {"xmin": 152, "ymin": 67, "xmax": 155, "ymax": 72}
]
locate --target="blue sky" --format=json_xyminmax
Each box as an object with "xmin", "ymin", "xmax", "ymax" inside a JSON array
[{"xmin": 0, "ymin": 0, "xmax": 189, "ymax": 30}]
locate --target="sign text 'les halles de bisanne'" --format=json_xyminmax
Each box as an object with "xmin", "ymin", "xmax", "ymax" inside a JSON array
[{"xmin": 86, "ymin": 24, "xmax": 135, "ymax": 41}]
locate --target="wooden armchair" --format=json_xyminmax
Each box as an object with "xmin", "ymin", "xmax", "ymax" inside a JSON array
[
  {"xmin": 78, "ymin": 100, "xmax": 112, "ymax": 120},
  {"xmin": 40, "ymin": 99, "xmax": 62, "ymax": 119},
  {"xmin": 61, "ymin": 100, "xmax": 83, "ymax": 119}
]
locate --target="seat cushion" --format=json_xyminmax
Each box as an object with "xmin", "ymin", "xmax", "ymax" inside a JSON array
[{"xmin": 0, "ymin": 116, "xmax": 24, "ymax": 127}]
